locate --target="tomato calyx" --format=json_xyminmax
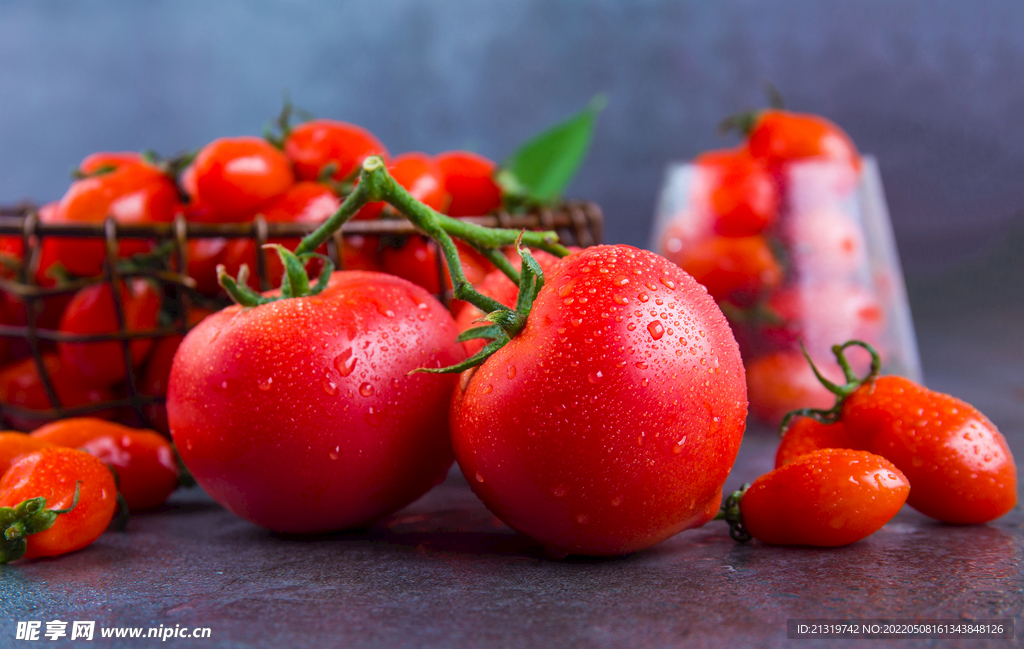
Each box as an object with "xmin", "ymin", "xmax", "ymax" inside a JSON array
[
  {"xmin": 0, "ymin": 481, "xmax": 81, "ymax": 563},
  {"xmin": 778, "ymin": 340, "xmax": 883, "ymax": 436},
  {"xmin": 714, "ymin": 483, "xmax": 751, "ymax": 543}
]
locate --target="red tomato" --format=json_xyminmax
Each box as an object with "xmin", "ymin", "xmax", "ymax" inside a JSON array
[
  {"xmin": 748, "ymin": 109, "xmax": 861, "ymax": 172},
  {"xmin": 340, "ymin": 235, "xmax": 384, "ymax": 272},
  {"xmin": 381, "ymin": 237, "xmax": 491, "ymax": 296},
  {"xmin": 58, "ymin": 279, "xmax": 162, "ymax": 386},
  {"xmin": 137, "ymin": 308, "xmax": 213, "ymax": 434},
  {"xmin": 695, "ymin": 147, "xmax": 778, "ymax": 237},
  {"xmin": 285, "ymin": 119, "xmax": 389, "ymax": 182},
  {"xmin": 0, "ymin": 447, "xmax": 117, "ymax": 560},
  {"xmin": 44, "ymin": 162, "xmax": 178, "ymax": 277},
  {"xmin": 358, "ymin": 152, "xmax": 449, "ymax": 220},
  {"xmin": 775, "ymin": 417, "xmax": 855, "ymax": 468},
  {"xmin": 0, "ymin": 433, "xmax": 53, "ymax": 478},
  {"xmin": 739, "ymin": 449, "xmax": 909, "ymax": 547},
  {"xmin": 186, "ymin": 238, "xmax": 230, "ymax": 297},
  {"xmin": 77, "ymin": 151, "xmax": 144, "ymax": 176},
  {"xmin": 746, "ymin": 351, "xmax": 846, "ymax": 425},
  {"xmin": 842, "ymin": 375, "xmax": 1017, "ymax": 524},
  {"xmin": 31, "ymin": 418, "xmax": 179, "ymax": 512},
  {"xmin": 450, "ymin": 245, "xmax": 747, "ymax": 556},
  {"xmin": 673, "ymin": 234, "xmax": 782, "ymax": 305},
  {"xmin": 167, "ymin": 271, "xmax": 465, "ymax": 533},
  {"xmin": 192, "ymin": 137, "xmax": 294, "ymax": 222},
  {"xmin": 434, "ymin": 151, "xmax": 502, "ymax": 217},
  {"xmin": 0, "ymin": 354, "xmax": 114, "ymax": 431},
  {"xmin": 454, "ymin": 249, "xmax": 566, "ymax": 355},
  {"xmin": 219, "ymin": 182, "xmax": 339, "ymax": 290}
]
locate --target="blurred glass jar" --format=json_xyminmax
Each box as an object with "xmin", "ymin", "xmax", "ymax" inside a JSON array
[{"xmin": 651, "ymin": 156, "xmax": 920, "ymax": 425}]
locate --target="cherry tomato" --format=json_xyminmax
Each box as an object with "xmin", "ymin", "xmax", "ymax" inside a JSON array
[
  {"xmin": 745, "ymin": 350, "xmax": 846, "ymax": 425},
  {"xmin": 340, "ymin": 234, "xmax": 384, "ymax": 272},
  {"xmin": 695, "ymin": 147, "xmax": 778, "ymax": 237},
  {"xmin": 58, "ymin": 279, "xmax": 161, "ymax": 386},
  {"xmin": 44, "ymin": 162, "xmax": 178, "ymax": 277},
  {"xmin": 450, "ymin": 245, "xmax": 747, "ymax": 556},
  {"xmin": 0, "ymin": 354, "xmax": 114, "ymax": 431},
  {"xmin": 842, "ymin": 375, "xmax": 1017, "ymax": 524},
  {"xmin": 775, "ymin": 417, "xmax": 854, "ymax": 468},
  {"xmin": 0, "ymin": 432, "xmax": 53, "ymax": 478},
  {"xmin": 0, "ymin": 447, "xmax": 117, "ymax": 560},
  {"xmin": 381, "ymin": 237, "xmax": 491, "ymax": 297},
  {"xmin": 219, "ymin": 182, "xmax": 339, "ymax": 290},
  {"xmin": 673, "ymin": 234, "xmax": 782, "ymax": 305},
  {"xmin": 285, "ymin": 119, "xmax": 389, "ymax": 182},
  {"xmin": 167, "ymin": 271, "xmax": 465, "ymax": 533},
  {"xmin": 192, "ymin": 137, "xmax": 294, "ymax": 222},
  {"xmin": 748, "ymin": 109, "xmax": 860, "ymax": 172},
  {"xmin": 738, "ymin": 449, "xmax": 909, "ymax": 547},
  {"xmin": 454, "ymin": 249, "xmax": 565, "ymax": 355},
  {"xmin": 434, "ymin": 151, "xmax": 502, "ymax": 217},
  {"xmin": 31, "ymin": 418, "xmax": 179, "ymax": 512},
  {"xmin": 138, "ymin": 308, "xmax": 213, "ymax": 434},
  {"xmin": 186, "ymin": 238, "xmax": 231, "ymax": 296},
  {"xmin": 77, "ymin": 151, "xmax": 144, "ymax": 176}
]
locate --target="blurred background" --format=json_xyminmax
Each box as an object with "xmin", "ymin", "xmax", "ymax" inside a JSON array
[{"xmin": 1, "ymin": 0, "xmax": 1021, "ymax": 313}]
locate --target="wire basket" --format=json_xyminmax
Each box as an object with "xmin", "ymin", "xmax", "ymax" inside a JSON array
[{"xmin": 0, "ymin": 202, "xmax": 604, "ymax": 431}]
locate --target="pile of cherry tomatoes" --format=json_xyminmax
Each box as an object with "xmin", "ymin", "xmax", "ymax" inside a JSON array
[
  {"xmin": 0, "ymin": 118, "xmax": 507, "ymax": 432},
  {"xmin": 658, "ymin": 108, "xmax": 886, "ymax": 424}
]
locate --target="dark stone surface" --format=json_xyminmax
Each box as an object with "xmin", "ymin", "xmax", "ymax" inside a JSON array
[{"xmin": 2, "ymin": 303, "xmax": 1021, "ymax": 648}]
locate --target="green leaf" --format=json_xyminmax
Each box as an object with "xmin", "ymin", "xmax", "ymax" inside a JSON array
[{"xmin": 498, "ymin": 95, "xmax": 605, "ymax": 205}]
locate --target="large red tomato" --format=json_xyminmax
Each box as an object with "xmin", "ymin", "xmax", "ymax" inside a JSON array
[
  {"xmin": 450, "ymin": 245, "xmax": 747, "ymax": 556},
  {"xmin": 166, "ymin": 271, "xmax": 465, "ymax": 533}
]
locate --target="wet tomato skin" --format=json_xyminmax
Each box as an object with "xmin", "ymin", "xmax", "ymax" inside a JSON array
[
  {"xmin": 0, "ymin": 447, "xmax": 117, "ymax": 559},
  {"xmin": 0, "ymin": 433, "xmax": 53, "ymax": 477},
  {"xmin": 741, "ymin": 448, "xmax": 909, "ymax": 547},
  {"xmin": 450, "ymin": 245, "xmax": 747, "ymax": 556},
  {"xmin": 841, "ymin": 376, "xmax": 1017, "ymax": 524},
  {"xmin": 167, "ymin": 271, "xmax": 465, "ymax": 533}
]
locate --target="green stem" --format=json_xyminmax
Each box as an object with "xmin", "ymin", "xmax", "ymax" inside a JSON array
[{"xmin": 714, "ymin": 484, "xmax": 751, "ymax": 543}]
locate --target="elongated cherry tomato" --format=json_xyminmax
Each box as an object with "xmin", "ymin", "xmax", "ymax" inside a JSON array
[
  {"xmin": 58, "ymin": 279, "xmax": 161, "ymax": 386},
  {"xmin": 0, "ymin": 433, "xmax": 53, "ymax": 478},
  {"xmin": 451, "ymin": 245, "xmax": 747, "ymax": 556},
  {"xmin": 737, "ymin": 449, "xmax": 909, "ymax": 547},
  {"xmin": 285, "ymin": 119, "xmax": 389, "ymax": 182},
  {"xmin": 775, "ymin": 417, "xmax": 855, "ymax": 468},
  {"xmin": 0, "ymin": 447, "xmax": 117, "ymax": 560},
  {"xmin": 32, "ymin": 418, "xmax": 179, "ymax": 512},
  {"xmin": 842, "ymin": 375, "xmax": 1017, "ymax": 524},
  {"xmin": 435, "ymin": 151, "xmax": 502, "ymax": 217},
  {"xmin": 193, "ymin": 137, "xmax": 294, "ymax": 222},
  {"xmin": 0, "ymin": 354, "xmax": 114, "ymax": 431},
  {"xmin": 44, "ymin": 162, "xmax": 178, "ymax": 277}
]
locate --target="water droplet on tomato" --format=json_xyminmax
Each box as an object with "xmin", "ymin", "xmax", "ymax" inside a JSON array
[
  {"xmin": 626, "ymin": 322, "xmax": 636, "ymax": 331},
  {"xmin": 610, "ymin": 496, "xmax": 623, "ymax": 507},
  {"xmin": 613, "ymin": 295, "xmax": 629, "ymax": 305},
  {"xmin": 334, "ymin": 349, "xmax": 357, "ymax": 377},
  {"xmin": 481, "ymin": 384, "xmax": 493, "ymax": 394},
  {"xmin": 588, "ymin": 370, "xmax": 603, "ymax": 384},
  {"xmin": 576, "ymin": 514, "xmax": 589, "ymax": 524},
  {"xmin": 475, "ymin": 472, "xmax": 485, "ymax": 483},
  {"xmin": 551, "ymin": 485, "xmax": 567, "ymax": 497},
  {"xmin": 648, "ymin": 321, "xmax": 664, "ymax": 340},
  {"xmin": 570, "ymin": 316, "xmax": 583, "ymax": 327},
  {"xmin": 635, "ymin": 361, "xmax": 648, "ymax": 369},
  {"xmin": 329, "ymin": 446, "xmax": 340, "ymax": 460},
  {"xmin": 323, "ymin": 379, "xmax": 338, "ymax": 396},
  {"xmin": 364, "ymin": 406, "xmax": 384, "ymax": 428},
  {"xmin": 359, "ymin": 382, "xmax": 375, "ymax": 397},
  {"xmin": 258, "ymin": 377, "xmax": 273, "ymax": 391},
  {"xmin": 659, "ymin": 277, "xmax": 676, "ymax": 290},
  {"xmin": 638, "ymin": 293, "xmax": 649, "ymax": 303},
  {"xmin": 507, "ymin": 365, "xmax": 517, "ymax": 380},
  {"xmin": 613, "ymin": 275, "xmax": 629, "ymax": 287}
]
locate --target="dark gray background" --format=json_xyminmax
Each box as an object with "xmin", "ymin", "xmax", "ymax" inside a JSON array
[{"xmin": 1, "ymin": 0, "xmax": 1022, "ymax": 286}]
